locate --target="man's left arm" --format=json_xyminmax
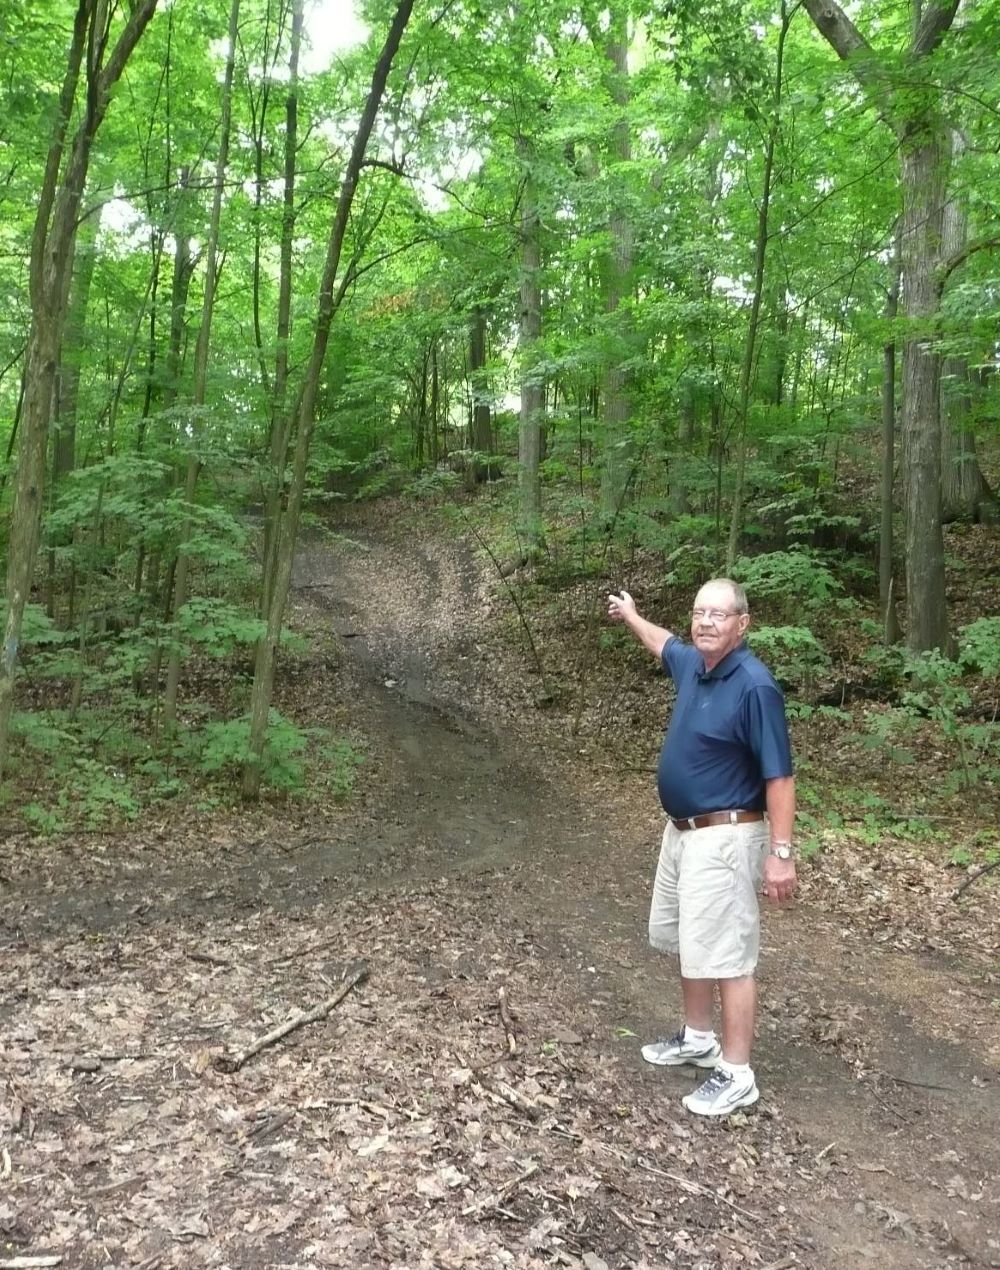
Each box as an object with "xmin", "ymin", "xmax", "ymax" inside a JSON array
[{"xmin": 764, "ymin": 774, "xmax": 796, "ymax": 902}]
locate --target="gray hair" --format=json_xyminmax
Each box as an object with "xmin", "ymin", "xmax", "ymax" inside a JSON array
[{"xmin": 703, "ymin": 577, "xmax": 748, "ymax": 614}]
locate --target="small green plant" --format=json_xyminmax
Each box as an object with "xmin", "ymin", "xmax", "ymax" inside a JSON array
[
  {"xmin": 23, "ymin": 802, "xmax": 68, "ymax": 835},
  {"xmin": 748, "ymin": 625, "xmax": 830, "ymax": 693},
  {"xmin": 901, "ymin": 650, "xmax": 974, "ymax": 789},
  {"xmin": 734, "ymin": 550, "xmax": 843, "ymax": 621},
  {"xmin": 319, "ymin": 737, "xmax": 365, "ymax": 800},
  {"xmin": 404, "ymin": 469, "xmax": 460, "ymax": 499},
  {"xmin": 192, "ymin": 710, "xmax": 309, "ymax": 792}
]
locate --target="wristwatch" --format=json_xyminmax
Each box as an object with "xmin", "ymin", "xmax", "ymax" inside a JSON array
[{"xmin": 769, "ymin": 842, "xmax": 793, "ymax": 860}]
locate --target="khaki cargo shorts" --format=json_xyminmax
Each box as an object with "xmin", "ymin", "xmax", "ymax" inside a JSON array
[{"xmin": 648, "ymin": 819, "xmax": 768, "ymax": 978}]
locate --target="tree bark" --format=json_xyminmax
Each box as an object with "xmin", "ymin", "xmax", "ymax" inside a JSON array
[
  {"xmin": 517, "ymin": 145, "xmax": 543, "ymax": 553},
  {"xmin": 899, "ymin": 129, "xmax": 949, "ymax": 652},
  {"xmin": 470, "ymin": 303, "xmax": 493, "ymax": 459},
  {"xmin": 939, "ymin": 132, "xmax": 997, "ymax": 525},
  {"xmin": 801, "ymin": 0, "xmax": 958, "ymax": 652},
  {"xmin": 599, "ymin": 16, "xmax": 633, "ymax": 520},
  {"xmin": 163, "ymin": 0, "xmax": 240, "ymax": 735},
  {"xmin": 260, "ymin": 0, "xmax": 303, "ymax": 619},
  {"xmin": 880, "ymin": 225, "xmax": 902, "ymax": 644},
  {"xmin": 725, "ymin": 0, "xmax": 791, "ymax": 570}
]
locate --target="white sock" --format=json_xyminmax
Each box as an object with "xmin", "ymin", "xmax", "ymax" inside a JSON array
[
  {"xmin": 718, "ymin": 1058, "xmax": 753, "ymax": 1080},
  {"xmin": 683, "ymin": 1025, "xmax": 716, "ymax": 1045}
]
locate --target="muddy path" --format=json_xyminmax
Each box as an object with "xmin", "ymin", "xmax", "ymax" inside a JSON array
[{"xmin": 2, "ymin": 519, "xmax": 998, "ymax": 1268}]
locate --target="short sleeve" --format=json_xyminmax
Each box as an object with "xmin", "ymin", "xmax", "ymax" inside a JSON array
[
  {"xmin": 662, "ymin": 636, "xmax": 700, "ymax": 682},
  {"xmin": 743, "ymin": 683, "xmax": 793, "ymax": 779}
]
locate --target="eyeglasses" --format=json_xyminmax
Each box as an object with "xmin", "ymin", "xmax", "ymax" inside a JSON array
[{"xmin": 691, "ymin": 608, "xmax": 742, "ymax": 624}]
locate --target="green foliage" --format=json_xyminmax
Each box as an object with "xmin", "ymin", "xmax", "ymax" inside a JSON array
[
  {"xmin": 188, "ymin": 711, "xmax": 308, "ymax": 791},
  {"xmin": 182, "ymin": 710, "xmax": 363, "ymax": 798},
  {"xmin": 734, "ymin": 551, "xmax": 843, "ymax": 620},
  {"xmin": 405, "ymin": 469, "xmax": 461, "ymax": 499},
  {"xmin": 0, "ymin": 604, "xmax": 73, "ymax": 651},
  {"xmin": 959, "ymin": 617, "xmax": 1000, "ymax": 680},
  {"xmin": 748, "ymin": 625, "xmax": 830, "ymax": 692},
  {"xmin": 176, "ymin": 599, "xmax": 265, "ymax": 658}
]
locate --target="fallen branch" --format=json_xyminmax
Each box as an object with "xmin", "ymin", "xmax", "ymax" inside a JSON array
[
  {"xmin": 636, "ymin": 1157, "xmax": 761, "ymax": 1223},
  {"xmin": 246, "ymin": 1108, "xmax": 297, "ymax": 1141},
  {"xmin": 463, "ymin": 1162, "xmax": 539, "ymax": 1216},
  {"xmin": 952, "ymin": 857, "xmax": 1000, "ymax": 900},
  {"xmin": 497, "ymin": 986, "xmax": 517, "ymax": 1056},
  {"xmin": 880, "ymin": 1072, "xmax": 958, "ymax": 1093},
  {"xmin": 267, "ymin": 934, "xmax": 345, "ymax": 966},
  {"xmin": 0, "ymin": 1259, "xmax": 64, "ymax": 1269},
  {"xmin": 189, "ymin": 950, "xmax": 231, "ymax": 968},
  {"xmin": 325, "ymin": 1095, "xmax": 423, "ymax": 1122},
  {"xmin": 215, "ymin": 962, "xmax": 368, "ymax": 1073},
  {"xmin": 79, "ymin": 1174, "xmax": 146, "ymax": 1201}
]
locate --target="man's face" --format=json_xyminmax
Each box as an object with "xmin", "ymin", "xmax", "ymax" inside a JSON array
[{"xmin": 690, "ymin": 583, "xmax": 750, "ymax": 667}]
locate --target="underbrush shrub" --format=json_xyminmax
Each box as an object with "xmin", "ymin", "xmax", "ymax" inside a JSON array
[
  {"xmin": 734, "ymin": 550, "xmax": 844, "ymax": 621},
  {"xmin": 748, "ymin": 625, "xmax": 831, "ymax": 695}
]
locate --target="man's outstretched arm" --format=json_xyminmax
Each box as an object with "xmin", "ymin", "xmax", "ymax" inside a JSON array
[{"xmin": 607, "ymin": 590, "xmax": 673, "ymax": 659}]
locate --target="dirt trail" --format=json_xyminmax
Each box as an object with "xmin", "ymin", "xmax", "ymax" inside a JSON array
[
  {"xmin": 296, "ymin": 521, "xmax": 1000, "ymax": 1269},
  {"xmin": 2, "ymin": 520, "xmax": 998, "ymax": 1268}
]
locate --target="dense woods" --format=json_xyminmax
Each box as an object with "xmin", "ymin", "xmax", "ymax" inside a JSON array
[{"xmin": 1, "ymin": 0, "xmax": 998, "ymax": 817}]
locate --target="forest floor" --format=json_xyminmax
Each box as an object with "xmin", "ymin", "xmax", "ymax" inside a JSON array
[{"xmin": 2, "ymin": 502, "xmax": 1000, "ymax": 1269}]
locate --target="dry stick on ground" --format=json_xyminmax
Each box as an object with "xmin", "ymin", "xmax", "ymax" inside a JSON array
[
  {"xmin": 880, "ymin": 1072, "xmax": 959, "ymax": 1093},
  {"xmin": 0, "ymin": 1259, "xmax": 64, "ymax": 1269},
  {"xmin": 952, "ymin": 857, "xmax": 1000, "ymax": 899},
  {"xmin": 497, "ymin": 985, "xmax": 517, "ymax": 1056},
  {"xmin": 462, "ymin": 1162, "xmax": 539, "ymax": 1217},
  {"xmin": 189, "ymin": 950, "xmax": 231, "ymax": 967},
  {"xmin": 636, "ymin": 1157, "xmax": 761, "ymax": 1224},
  {"xmin": 215, "ymin": 962, "xmax": 368, "ymax": 1074}
]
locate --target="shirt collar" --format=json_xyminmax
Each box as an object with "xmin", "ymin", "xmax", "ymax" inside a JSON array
[{"xmin": 697, "ymin": 642, "xmax": 749, "ymax": 681}]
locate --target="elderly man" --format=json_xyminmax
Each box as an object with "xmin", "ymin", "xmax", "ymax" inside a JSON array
[{"xmin": 607, "ymin": 578, "xmax": 796, "ymax": 1116}]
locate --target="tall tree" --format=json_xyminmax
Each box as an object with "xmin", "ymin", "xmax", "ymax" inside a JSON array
[
  {"xmin": 163, "ymin": 0, "xmax": 241, "ymax": 736},
  {"xmin": 801, "ymin": 0, "xmax": 960, "ymax": 651},
  {"xmin": 0, "ymin": 0, "xmax": 160, "ymax": 774},
  {"xmin": 598, "ymin": 8, "xmax": 634, "ymax": 520},
  {"xmin": 517, "ymin": 140, "xmax": 544, "ymax": 553}
]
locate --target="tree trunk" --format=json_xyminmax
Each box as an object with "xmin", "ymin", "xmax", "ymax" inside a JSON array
[
  {"xmin": 599, "ymin": 18, "xmax": 633, "ymax": 520},
  {"xmin": 880, "ymin": 225, "xmax": 902, "ymax": 644},
  {"xmin": 725, "ymin": 0, "xmax": 790, "ymax": 570},
  {"xmin": 47, "ymin": 210, "xmax": 99, "ymax": 617},
  {"xmin": 517, "ymin": 147, "xmax": 543, "ymax": 553},
  {"xmin": 470, "ymin": 303, "xmax": 493, "ymax": 459},
  {"xmin": 162, "ymin": 0, "xmax": 240, "ymax": 736},
  {"xmin": 260, "ymin": 0, "xmax": 303, "ymax": 619},
  {"xmin": 242, "ymin": 0, "xmax": 415, "ymax": 799},
  {"xmin": 0, "ymin": 0, "xmax": 160, "ymax": 775},
  {"xmin": 939, "ymin": 132, "xmax": 997, "ymax": 525},
  {"xmin": 899, "ymin": 130, "xmax": 949, "ymax": 652},
  {"xmin": 430, "ymin": 338, "xmax": 440, "ymax": 465},
  {"xmin": 801, "ymin": 0, "xmax": 959, "ymax": 653}
]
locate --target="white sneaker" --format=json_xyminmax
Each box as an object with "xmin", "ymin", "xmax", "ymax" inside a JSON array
[
  {"xmin": 641, "ymin": 1028, "xmax": 721, "ymax": 1068},
  {"xmin": 682, "ymin": 1066, "xmax": 759, "ymax": 1117}
]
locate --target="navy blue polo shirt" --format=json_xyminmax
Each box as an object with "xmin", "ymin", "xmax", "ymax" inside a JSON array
[{"xmin": 656, "ymin": 637, "xmax": 793, "ymax": 819}]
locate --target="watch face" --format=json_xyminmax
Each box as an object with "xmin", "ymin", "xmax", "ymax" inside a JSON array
[{"xmin": 772, "ymin": 846, "xmax": 791, "ymax": 859}]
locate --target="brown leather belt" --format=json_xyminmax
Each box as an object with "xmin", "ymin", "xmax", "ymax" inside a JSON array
[{"xmin": 670, "ymin": 810, "xmax": 765, "ymax": 832}]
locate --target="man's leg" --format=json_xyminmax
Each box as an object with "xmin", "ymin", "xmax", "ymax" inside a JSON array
[
  {"xmin": 718, "ymin": 974, "xmax": 756, "ymax": 1065},
  {"xmin": 680, "ymin": 976, "xmax": 714, "ymax": 1032}
]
